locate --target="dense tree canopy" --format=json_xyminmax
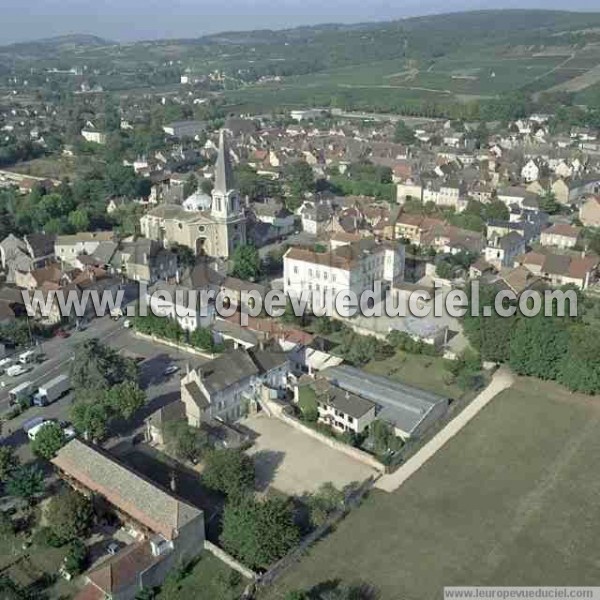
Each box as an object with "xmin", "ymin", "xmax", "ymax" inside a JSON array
[{"xmin": 221, "ymin": 494, "xmax": 299, "ymax": 569}]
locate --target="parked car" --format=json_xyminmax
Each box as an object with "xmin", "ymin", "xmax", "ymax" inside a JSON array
[
  {"xmin": 0, "ymin": 357, "xmax": 13, "ymax": 374},
  {"xmin": 54, "ymin": 329, "xmax": 70, "ymax": 339},
  {"xmin": 62, "ymin": 425, "xmax": 76, "ymax": 441},
  {"xmin": 163, "ymin": 365, "xmax": 179, "ymax": 376},
  {"xmin": 6, "ymin": 364, "xmax": 29, "ymax": 378},
  {"xmin": 123, "ymin": 319, "xmax": 132, "ymax": 329},
  {"xmin": 106, "ymin": 541, "xmax": 121, "ymax": 556}
]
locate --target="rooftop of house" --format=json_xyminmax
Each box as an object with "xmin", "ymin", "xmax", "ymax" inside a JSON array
[
  {"xmin": 497, "ymin": 266, "xmax": 544, "ymax": 294},
  {"xmin": 321, "ymin": 365, "xmax": 448, "ymax": 436},
  {"xmin": 84, "ymin": 541, "xmax": 159, "ymax": 597},
  {"xmin": 196, "ymin": 344, "xmax": 287, "ymax": 397},
  {"xmin": 541, "ymin": 223, "xmax": 582, "ymax": 238},
  {"xmin": 56, "ymin": 231, "xmax": 115, "ymax": 245},
  {"xmin": 310, "ymin": 378, "xmax": 376, "ymax": 419},
  {"xmin": 51, "ymin": 439, "xmax": 202, "ymax": 541},
  {"xmin": 285, "ymin": 239, "xmax": 393, "ymax": 271}
]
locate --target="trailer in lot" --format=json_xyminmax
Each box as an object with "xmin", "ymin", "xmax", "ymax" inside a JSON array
[
  {"xmin": 9, "ymin": 381, "xmax": 33, "ymax": 406},
  {"xmin": 32, "ymin": 374, "xmax": 71, "ymax": 407}
]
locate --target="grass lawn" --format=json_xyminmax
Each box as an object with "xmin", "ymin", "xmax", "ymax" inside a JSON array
[
  {"xmin": 261, "ymin": 377, "xmax": 600, "ymax": 600},
  {"xmin": 157, "ymin": 552, "xmax": 248, "ymax": 600},
  {"xmin": 364, "ymin": 350, "xmax": 475, "ymax": 401},
  {"xmin": 0, "ymin": 529, "xmax": 70, "ymax": 597}
]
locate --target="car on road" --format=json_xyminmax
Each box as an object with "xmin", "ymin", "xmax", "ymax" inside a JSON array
[
  {"xmin": 0, "ymin": 358, "xmax": 13, "ymax": 374},
  {"xmin": 123, "ymin": 319, "xmax": 132, "ymax": 329},
  {"xmin": 163, "ymin": 365, "xmax": 179, "ymax": 376},
  {"xmin": 54, "ymin": 329, "xmax": 70, "ymax": 339}
]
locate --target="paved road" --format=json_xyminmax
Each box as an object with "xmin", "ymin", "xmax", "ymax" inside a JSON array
[
  {"xmin": 0, "ymin": 316, "xmax": 123, "ymax": 410},
  {"xmin": 1, "ymin": 316, "xmax": 209, "ymax": 456},
  {"xmin": 375, "ymin": 367, "xmax": 515, "ymax": 493}
]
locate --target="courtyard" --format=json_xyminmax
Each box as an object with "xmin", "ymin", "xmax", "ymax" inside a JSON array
[{"xmin": 242, "ymin": 414, "xmax": 376, "ymax": 496}]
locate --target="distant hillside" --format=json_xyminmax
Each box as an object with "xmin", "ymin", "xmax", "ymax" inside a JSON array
[
  {"xmin": 0, "ymin": 34, "xmax": 112, "ymax": 57},
  {"xmin": 1, "ymin": 10, "xmax": 599, "ymax": 111}
]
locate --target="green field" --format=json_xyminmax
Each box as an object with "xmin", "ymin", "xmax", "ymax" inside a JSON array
[
  {"xmin": 157, "ymin": 552, "xmax": 248, "ymax": 599},
  {"xmin": 364, "ymin": 350, "xmax": 475, "ymax": 401},
  {"xmin": 261, "ymin": 377, "xmax": 600, "ymax": 600}
]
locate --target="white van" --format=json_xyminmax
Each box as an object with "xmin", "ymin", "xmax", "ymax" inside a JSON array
[
  {"xmin": 18, "ymin": 350, "xmax": 36, "ymax": 365},
  {"xmin": 27, "ymin": 421, "xmax": 51, "ymax": 441},
  {"xmin": 0, "ymin": 357, "xmax": 13, "ymax": 374}
]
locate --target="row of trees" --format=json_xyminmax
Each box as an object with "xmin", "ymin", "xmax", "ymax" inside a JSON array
[
  {"xmin": 133, "ymin": 314, "xmax": 222, "ymax": 353},
  {"xmin": 68, "ymin": 339, "xmax": 146, "ymax": 441},
  {"xmin": 463, "ymin": 284, "xmax": 600, "ymax": 394},
  {"xmin": 199, "ymin": 448, "xmax": 300, "ymax": 570}
]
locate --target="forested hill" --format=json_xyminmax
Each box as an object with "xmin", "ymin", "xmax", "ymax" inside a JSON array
[{"xmin": 1, "ymin": 10, "xmax": 600, "ymax": 114}]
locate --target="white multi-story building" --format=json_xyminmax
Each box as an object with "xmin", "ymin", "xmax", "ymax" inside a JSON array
[
  {"xmin": 422, "ymin": 180, "xmax": 466, "ymax": 210},
  {"xmin": 283, "ymin": 239, "xmax": 404, "ymax": 307}
]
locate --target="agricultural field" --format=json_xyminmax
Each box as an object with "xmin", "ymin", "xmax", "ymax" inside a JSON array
[
  {"xmin": 261, "ymin": 377, "xmax": 600, "ymax": 600},
  {"xmin": 227, "ymin": 44, "xmax": 600, "ymax": 108}
]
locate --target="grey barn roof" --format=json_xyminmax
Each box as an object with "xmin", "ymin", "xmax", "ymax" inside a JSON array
[
  {"xmin": 321, "ymin": 365, "xmax": 448, "ymax": 436},
  {"xmin": 51, "ymin": 439, "xmax": 201, "ymax": 540}
]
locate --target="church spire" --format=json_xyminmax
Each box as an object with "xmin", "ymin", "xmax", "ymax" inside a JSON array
[{"xmin": 214, "ymin": 129, "xmax": 234, "ymax": 195}]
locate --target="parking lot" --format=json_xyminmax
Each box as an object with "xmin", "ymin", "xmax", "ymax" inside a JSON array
[
  {"xmin": 243, "ymin": 414, "xmax": 376, "ymax": 496},
  {"xmin": 1, "ymin": 316, "xmax": 210, "ymax": 459}
]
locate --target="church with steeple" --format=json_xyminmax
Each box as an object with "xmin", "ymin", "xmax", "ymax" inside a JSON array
[{"xmin": 140, "ymin": 130, "xmax": 247, "ymax": 259}]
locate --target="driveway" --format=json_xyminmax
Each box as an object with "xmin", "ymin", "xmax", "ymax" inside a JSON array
[{"xmin": 242, "ymin": 414, "xmax": 376, "ymax": 496}]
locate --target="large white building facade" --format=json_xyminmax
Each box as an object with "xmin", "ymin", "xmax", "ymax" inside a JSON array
[{"xmin": 283, "ymin": 239, "xmax": 405, "ymax": 308}]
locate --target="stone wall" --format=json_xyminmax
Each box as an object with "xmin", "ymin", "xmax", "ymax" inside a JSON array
[
  {"xmin": 203, "ymin": 540, "xmax": 257, "ymax": 581},
  {"xmin": 133, "ymin": 330, "xmax": 216, "ymax": 359}
]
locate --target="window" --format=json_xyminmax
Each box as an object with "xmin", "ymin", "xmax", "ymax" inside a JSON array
[
  {"xmin": 309, "ymin": 268, "xmax": 313, "ymax": 277},
  {"xmin": 347, "ymin": 416, "xmax": 354, "ymax": 424},
  {"xmin": 324, "ymin": 272, "xmax": 328, "ymax": 280},
  {"xmin": 293, "ymin": 266, "xmax": 298, "ymax": 274},
  {"xmin": 198, "ymin": 225, "xmax": 205, "ymax": 232}
]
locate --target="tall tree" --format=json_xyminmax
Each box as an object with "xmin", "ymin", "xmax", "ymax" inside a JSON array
[
  {"xmin": 70, "ymin": 338, "xmax": 138, "ymax": 396},
  {"xmin": 203, "ymin": 449, "xmax": 255, "ymax": 497},
  {"xmin": 509, "ymin": 314, "xmax": 569, "ymax": 380},
  {"xmin": 231, "ymin": 244, "xmax": 261, "ymax": 281},
  {"xmin": 393, "ymin": 120, "xmax": 416, "ymax": 144},
  {"xmin": 30, "ymin": 422, "xmax": 66, "ymax": 460},
  {"xmin": 557, "ymin": 326, "xmax": 600, "ymax": 394},
  {"xmin": 0, "ymin": 445, "xmax": 18, "ymax": 482},
  {"xmin": 6, "ymin": 466, "xmax": 44, "ymax": 504},
  {"xmin": 105, "ymin": 381, "xmax": 146, "ymax": 420},
  {"xmin": 221, "ymin": 495, "xmax": 299, "ymax": 569},
  {"xmin": 45, "ymin": 489, "xmax": 93, "ymax": 543}
]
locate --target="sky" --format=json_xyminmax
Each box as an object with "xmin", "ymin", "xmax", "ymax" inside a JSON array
[{"xmin": 0, "ymin": 0, "xmax": 597, "ymax": 44}]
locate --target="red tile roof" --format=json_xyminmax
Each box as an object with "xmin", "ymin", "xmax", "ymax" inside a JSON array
[
  {"xmin": 542, "ymin": 223, "xmax": 582, "ymax": 238},
  {"xmin": 86, "ymin": 542, "xmax": 158, "ymax": 595}
]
